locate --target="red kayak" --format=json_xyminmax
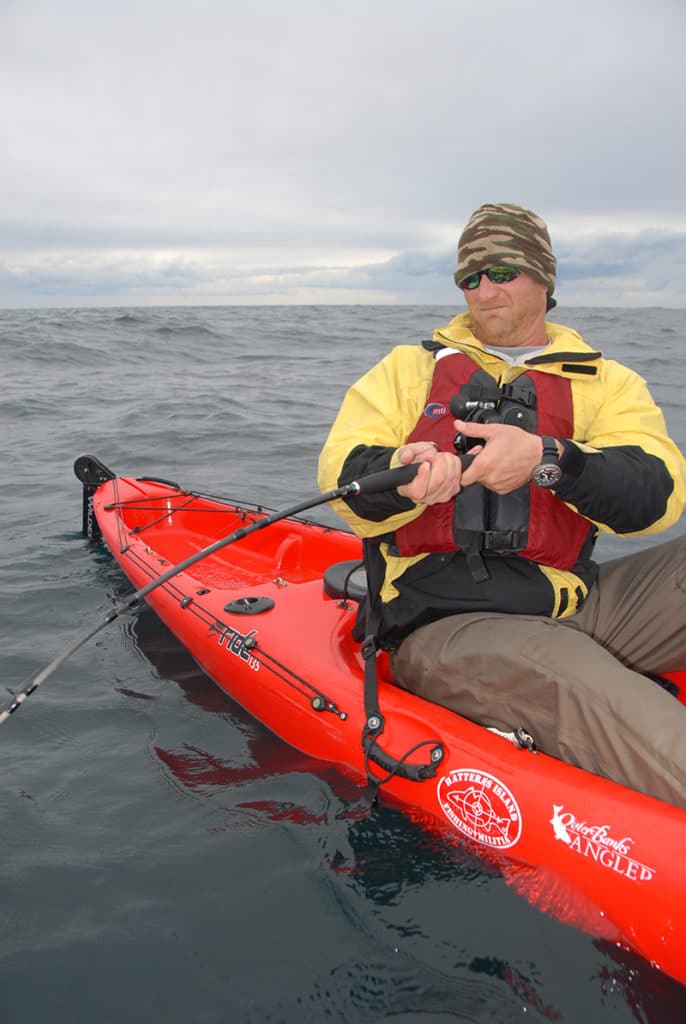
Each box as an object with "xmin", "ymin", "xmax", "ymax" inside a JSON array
[{"xmin": 76, "ymin": 457, "xmax": 686, "ymax": 988}]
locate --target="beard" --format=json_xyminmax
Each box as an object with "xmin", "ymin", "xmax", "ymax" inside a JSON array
[{"xmin": 469, "ymin": 298, "xmax": 548, "ymax": 348}]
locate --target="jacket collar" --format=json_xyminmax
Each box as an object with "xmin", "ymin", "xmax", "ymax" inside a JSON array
[{"xmin": 433, "ymin": 312, "xmax": 602, "ymax": 366}]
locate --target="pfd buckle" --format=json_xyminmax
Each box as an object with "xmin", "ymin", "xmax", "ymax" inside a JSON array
[{"xmin": 361, "ymin": 635, "xmax": 377, "ymax": 661}]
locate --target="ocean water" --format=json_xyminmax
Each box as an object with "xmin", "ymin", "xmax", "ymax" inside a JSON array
[{"xmin": 2, "ymin": 304, "xmax": 686, "ymax": 1023}]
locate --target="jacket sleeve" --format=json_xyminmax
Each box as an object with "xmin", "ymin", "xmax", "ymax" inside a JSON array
[
  {"xmin": 555, "ymin": 361, "xmax": 686, "ymax": 535},
  {"xmin": 317, "ymin": 346, "xmax": 434, "ymax": 536}
]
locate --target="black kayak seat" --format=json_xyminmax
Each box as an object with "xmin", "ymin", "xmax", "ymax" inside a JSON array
[{"xmin": 323, "ymin": 561, "xmax": 367, "ymax": 603}]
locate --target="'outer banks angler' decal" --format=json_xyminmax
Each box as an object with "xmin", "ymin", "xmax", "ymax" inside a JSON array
[
  {"xmin": 437, "ymin": 769, "xmax": 522, "ymax": 849},
  {"xmin": 210, "ymin": 621, "xmax": 260, "ymax": 672},
  {"xmin": 550, "ymin": 805, "xmax": 655, "ymax": 882}
]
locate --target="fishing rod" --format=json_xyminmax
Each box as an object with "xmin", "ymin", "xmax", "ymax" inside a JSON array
[{"xmin": 1, "ymin": 462, "xmax": 419, "ymax": 726}]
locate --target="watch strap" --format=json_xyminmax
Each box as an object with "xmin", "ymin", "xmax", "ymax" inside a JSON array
[{"xmin": 540, "ymin": 436, "xmax": 559, "ymax": 462}]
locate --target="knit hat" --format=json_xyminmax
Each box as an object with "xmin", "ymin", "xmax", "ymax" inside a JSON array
[{"xmin": 455, "ymin": 202, "xmax": 556, "ymax": 300}]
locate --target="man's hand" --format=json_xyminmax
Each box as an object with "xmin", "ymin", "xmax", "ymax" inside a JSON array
[
  {"xmin": 457, "ymin": 420, "xmax": 544, "ymax": 493},
  {"xmin": 394, "ymin": 441, "xmax": 463, "ymax": 505}
]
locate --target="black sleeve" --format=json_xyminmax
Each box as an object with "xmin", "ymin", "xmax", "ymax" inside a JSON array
[
  {"xmin": 338, "ymin": 445, "xmax": 416, "ymax": 522},
  {"xmin": 555, "ymin": 442, "xmax": 674, "ymax": 533}
]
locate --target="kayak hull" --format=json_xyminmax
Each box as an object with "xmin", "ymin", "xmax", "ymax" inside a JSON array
[{"xmin": 88, "ymin": 472, "xmax": 686, "ymax": 986}]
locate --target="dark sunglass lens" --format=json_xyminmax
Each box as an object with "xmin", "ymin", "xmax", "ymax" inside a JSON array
[
  {"xmin": 459, "ymin": 273, "xmax": 481, "ymax": 290},
  {"xmin": 487, "ymin": 267, "xmax": 519, "ymax": 284}
]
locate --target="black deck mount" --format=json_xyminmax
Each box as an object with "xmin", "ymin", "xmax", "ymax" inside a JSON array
[{"xmin": 74, "ymin": 455, "xmax": 116, "ymax": 539}]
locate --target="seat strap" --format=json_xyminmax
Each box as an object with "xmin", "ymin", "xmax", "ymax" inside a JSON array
[{"xmin": 360, "ymin": 602, "xmax": 444, "ymax": 805}]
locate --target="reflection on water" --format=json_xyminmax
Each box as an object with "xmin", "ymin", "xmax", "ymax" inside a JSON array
[{"xmin": 122, "ymin": 602, "xmax": 686, "ymax": 1022}]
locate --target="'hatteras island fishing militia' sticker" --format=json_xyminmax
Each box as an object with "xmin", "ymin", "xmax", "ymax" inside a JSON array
[{"xmin": 437, "ymin": 768, "xmax": 522, "ymax": 849}]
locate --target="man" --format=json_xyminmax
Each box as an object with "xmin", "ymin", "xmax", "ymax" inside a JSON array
[{"xmin": 318, "ymin": 202, "xmax": 686, "ymax": 808}]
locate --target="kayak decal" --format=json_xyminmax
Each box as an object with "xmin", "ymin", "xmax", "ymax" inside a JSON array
[
  {"xmin": 550, "ymin": 805, "xmax": 655, "ymax": 882},
  {"xmin": 209, "ymin": 621, "xmax": 260, "ymax": 671},
  {"xmin": 437, "ymin": 769, "xmax": 522, "ymax": 850}
]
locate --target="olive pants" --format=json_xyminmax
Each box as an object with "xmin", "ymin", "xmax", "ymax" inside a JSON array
[{"xmin": 392, "ymin": 535, "xmax": 686, "ymax": 808}]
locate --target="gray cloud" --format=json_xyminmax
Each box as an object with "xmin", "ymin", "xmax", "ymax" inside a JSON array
[
  {"xmin": 3, "ymin": 227, "xmax": 684, "ymax": 308},
  {"xmin": 2, "ymin": 0, "xmax": 685, "ymax": 307}
]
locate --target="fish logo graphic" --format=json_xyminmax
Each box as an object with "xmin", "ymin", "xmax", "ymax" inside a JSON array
[
  {"xmin": 437, "ymin": 769, "xmax": 522, "ymax": 849},
  {"xmin": 550, "ymin": 805, "xmax": 572, "ymax": 844}
]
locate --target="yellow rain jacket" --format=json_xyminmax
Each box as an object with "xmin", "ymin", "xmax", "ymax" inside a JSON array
[{"xmin": 318, "ymin": 314, "xmax": 686, "ymax": 645}]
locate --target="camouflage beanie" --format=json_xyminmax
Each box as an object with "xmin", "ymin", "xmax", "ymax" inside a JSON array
[{"xmin": 454, "ymin": 202, "xmax": 556, "ymax": 298}]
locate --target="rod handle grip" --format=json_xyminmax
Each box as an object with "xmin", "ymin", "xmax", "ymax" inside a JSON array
[{"xmin": 353, "ymin": 463, "xmax": 420, "ymax": 495}]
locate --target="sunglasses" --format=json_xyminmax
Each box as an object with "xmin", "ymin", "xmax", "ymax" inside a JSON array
[{"xmin": 458, "ymin": 266, "xmax": 521, "ymax": 290}]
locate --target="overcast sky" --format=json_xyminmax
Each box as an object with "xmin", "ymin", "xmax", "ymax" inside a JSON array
[{"xmin": 2, "ymin": 0, "xmax": 685, "ymax": 308}]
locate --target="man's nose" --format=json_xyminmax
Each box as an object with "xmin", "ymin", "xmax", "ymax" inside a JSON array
[{"xmin": 477, "ymin": 273, "xmax": 500, "ymax": 298}]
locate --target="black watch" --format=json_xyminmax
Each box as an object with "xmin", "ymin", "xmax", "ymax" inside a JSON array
[{"xmin": 531, "ymin": 436, "xmax": 562, "ymax": 488}]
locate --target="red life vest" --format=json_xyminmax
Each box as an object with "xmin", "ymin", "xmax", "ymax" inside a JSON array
[{"xmin": 393, "ymin": 350, "xmax": 593, "ymax": 579}]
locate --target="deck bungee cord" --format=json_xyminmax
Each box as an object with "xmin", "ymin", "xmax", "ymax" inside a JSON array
[
  {"xmin": 121, "ymin": 537, "xmax": 348, "ymax": 719},
  {"xmin": 0, "ymin": 457, "xmax": 419, "ymax": 726}
]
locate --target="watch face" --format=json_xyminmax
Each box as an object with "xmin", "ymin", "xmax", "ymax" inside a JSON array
[{"xmin": 533, "ymin": 463, "xmax": 562, "ymax": 488}]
